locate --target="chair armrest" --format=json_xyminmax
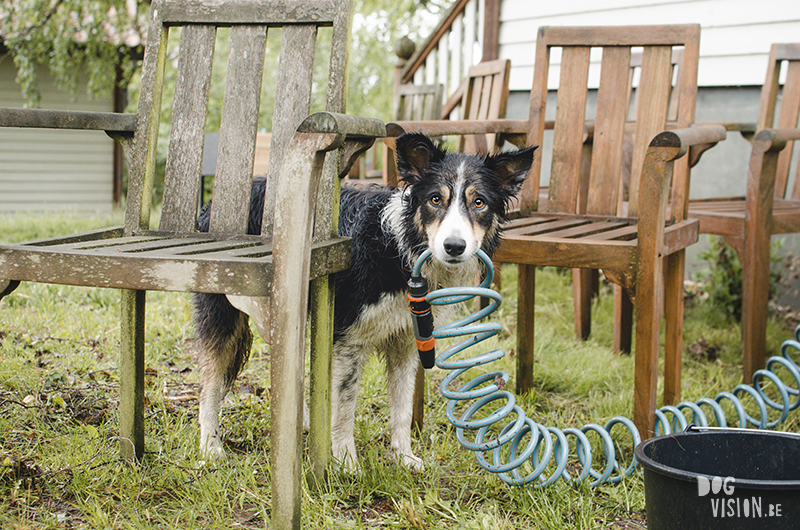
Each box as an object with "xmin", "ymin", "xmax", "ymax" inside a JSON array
[
  {"xmin": 387, "ymin": 118, "xmax": 589, "ymax": 149},
  {"xmin": 752, "ymin": 127, "xmax": 800, "ymax": 152},
  {"xmin": 638, "ymin": 124, "xmax": 728, "ymax": 235},
  {"xmin": 0, "ymin": 107, "xmax": 138, "ymax": 138},
  {"xmin": 297, "ymin": 112, "xmax": 386, "ymax": 179},
  {"xmin": 297, "ymin": 111, "xmax": 385, "ymax": 140},
  {"xmin": 745, "ymin": 128, "xmax": 800, "ymax": 222},
  {"xmin": 698, "ymin": 121, "xmax": 758, "ymax": 142},
  {"xmin": 650, "ymin": 124, "xmax": 728, "ymax": 161}
]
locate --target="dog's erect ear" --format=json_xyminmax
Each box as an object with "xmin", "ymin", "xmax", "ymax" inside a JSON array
[
  {"xmin": 395, "ymin": 133, "xmax": 446, "ymax": 184},
  {"xmin": 486, "ymin": 145, "xmax": 537, "ymax": 192}
]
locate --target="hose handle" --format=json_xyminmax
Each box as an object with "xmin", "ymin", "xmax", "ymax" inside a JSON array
[{"xmin": 408, "ymin": 275, "xmax": 435, "ymax": 369}]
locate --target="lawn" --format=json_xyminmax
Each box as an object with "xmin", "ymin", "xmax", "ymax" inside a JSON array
[{"xmin": 1, "ymin": 212, "xmax": 799, "ymax": 529}]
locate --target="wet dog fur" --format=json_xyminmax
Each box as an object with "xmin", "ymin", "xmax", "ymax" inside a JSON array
[{"xmin": 192, "ymin": 133, "xmax": 535, "ymax": 471}]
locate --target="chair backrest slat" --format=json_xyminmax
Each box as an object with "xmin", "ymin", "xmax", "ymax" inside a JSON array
[
  {"xmin": 261, "ymin": 25, "xmax": 319, "ymax": 236},
  {"xmin": 547, "ymin": 46, "xmax": 590, "ymax": 213},
  {"xmin": 124, "ymin": 5, "xmax": 168, "ymax": 234},
  {"xmin": 209, "ymin": 25, "xmax": 268, "ymax": 234},
  {"xmin": 775, "ymin": 60, "xmax": 800, "ymax": 197},
  {"xmin": 779, "ymin": 59, "xmax": 800, "ymax": 198},
  {"xmin": 627, "ymin": 46, "xmax": 674, "ymax": 217},
  {"xmin": 587, "ymin": 46, "xmax": 630, "ymax": 215},
  {"xmin": 522, "ymin": 25, "xmax": 701, "ymax": 221},
  {"xmin": 124, "ymin": 0, "xmax": 351, "ymax": 239},
  {"xmin": 159, "ymin": 25, "xmax": 217, "ymax": 232}
]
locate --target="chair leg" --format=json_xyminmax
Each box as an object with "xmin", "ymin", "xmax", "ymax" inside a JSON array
[
  {"xmin": 516, "ymin": 264, "xmax": 536, "ymax": 395},
  {"xmin": 633, "ymin": 260, "xmax": 661, "ymax": 440},
  {"xmin": 573, "ymin": 268, "xmax": 594, "ymax": 340},
  {"xmin": 309, "ymin": 276, "xmax": 334, "ymax": 485},
  {"xmin": 120, "ymin": 289, "xmax": 146, "ymax": 460},
  {"xmin": 663, "ymin": 251, "xmax": 686, "ymax": 406},
  {"xmin": 271, "ymin": 308, "xmax": 306, "ymax": 530},
  {"xmin": 613, "ymin": 284, "xmax": 634, "ymax": 354},
  {"xmin": 741, "ymin": 232, "xmax": 771, "ymax": 383}
]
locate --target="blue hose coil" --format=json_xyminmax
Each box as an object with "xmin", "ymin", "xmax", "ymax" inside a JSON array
[{"xmin": 411, "ymin": 249, "xmax": 800, "ymax": 487}]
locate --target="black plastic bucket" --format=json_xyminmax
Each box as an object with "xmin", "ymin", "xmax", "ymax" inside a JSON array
[{"xmin": 635, "ymin": 427, "xmax": 800, "ymax": 530}]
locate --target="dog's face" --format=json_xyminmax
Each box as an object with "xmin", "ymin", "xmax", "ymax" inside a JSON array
[{"xmin": 394, "ymin": 133, "xmax": 536, "ymax": 265}]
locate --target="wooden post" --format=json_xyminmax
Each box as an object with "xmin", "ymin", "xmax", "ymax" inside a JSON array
[
  {"xmin": 482, "ymin": 0, "xmax": 501, "ymax": 62},
  {"xmin": 385, "ymin": 36, "xmax": 416, "ymax": 186}
]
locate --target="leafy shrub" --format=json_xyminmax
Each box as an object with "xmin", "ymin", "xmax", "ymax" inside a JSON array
[{"xmin": 694, "ymin": 237, "xmax": 783, "ymax": 320}]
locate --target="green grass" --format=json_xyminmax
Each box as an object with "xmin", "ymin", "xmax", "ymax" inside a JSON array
[{"xmin": 2, "ymin": 212, "xmax": 799, "ymax": 529}]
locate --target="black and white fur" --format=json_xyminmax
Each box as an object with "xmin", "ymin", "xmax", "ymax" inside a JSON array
[{"xmin": 192, "ymin": 133, "xmax": 535, "ymax": 471}]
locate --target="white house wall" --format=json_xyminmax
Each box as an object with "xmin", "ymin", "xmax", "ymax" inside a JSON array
[
  {"xmin": 0, "ymin": 57, "xmax": 115, "ymax": 213},
  {"xmin": 498, "ymin": 0, "xmax": 800, "ymax": 91}
]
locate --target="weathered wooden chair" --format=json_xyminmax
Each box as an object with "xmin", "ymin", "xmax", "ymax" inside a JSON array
[
  {"xmin": 388, "ymin": 25, "xmax": 726, "ymax": 438},
  {"xmin": 689, "ymin": 43, "xmax": 800, "ymax": 382},
  {"xmin": 0, "ymin": 0, "xmax": 384, "ymax": 528}
]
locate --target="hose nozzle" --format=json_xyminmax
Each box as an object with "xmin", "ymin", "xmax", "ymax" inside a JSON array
[{"xmin": 408, "ymin": 275, "xmax": 435, "ymax": 369}]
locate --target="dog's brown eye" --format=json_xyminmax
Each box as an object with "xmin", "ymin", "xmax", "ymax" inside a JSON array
[
  {"xmin": 474, "ymin": 197, "xmax": 485, "ymax": 209},
  {"xmin": 430, "ymin": 195, "xmax": 441, "ymax": 206}
]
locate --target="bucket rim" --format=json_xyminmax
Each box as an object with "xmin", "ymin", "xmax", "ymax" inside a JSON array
[{"xmin": 635, "ymin": 427, "xmax": 800, "ymax": 490}]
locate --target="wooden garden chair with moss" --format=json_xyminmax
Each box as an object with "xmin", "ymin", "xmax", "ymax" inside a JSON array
[
  {"xmin": 387, "ymin": 25, "xmax": 727, "ymax": 439},
  {"xmin": 689, "ymin": 43, "xmax": 800, "ymax": 383},
  {"xmin": 0, "ymin": 0, "xmax": 385, "ymax": 528}
]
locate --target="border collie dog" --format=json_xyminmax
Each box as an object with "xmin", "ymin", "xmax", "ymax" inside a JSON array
[{"xmin": 193, "ymin": 133, "xmax": 535, "ymax": 471}]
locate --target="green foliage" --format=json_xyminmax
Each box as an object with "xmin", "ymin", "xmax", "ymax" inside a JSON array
[
  {"xmin": 694, "ymin": 236, "xmax": 783, "ymax": 321},
  {"xmin": 347, "ymin": 0, "xmax": 451, "ymax": 122},
  {"xmin": 1, "ymin": 0, "xmax": 148, "ymax": 107}
]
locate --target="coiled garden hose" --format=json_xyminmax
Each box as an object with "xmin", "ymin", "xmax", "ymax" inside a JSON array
[{"xmin": 408, "ymin": 249, "xmax": 800, "ymax": 487}]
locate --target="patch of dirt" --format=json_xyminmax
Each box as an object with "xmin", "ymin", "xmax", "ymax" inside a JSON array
[{"xmin": 687, "ymin": 337, "xmax": 720, "ymax": 362}]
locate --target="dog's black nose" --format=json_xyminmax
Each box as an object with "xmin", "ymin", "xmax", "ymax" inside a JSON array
[{"xmin": 443, "ymin": 237, "xmax": 467, "ymax": 257}]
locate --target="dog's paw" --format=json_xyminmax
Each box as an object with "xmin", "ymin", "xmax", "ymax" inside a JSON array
[
  {"xmin": 200, "ymin": 437, "xmax": 227, "ymax": 461},
  {"xmin": 332, "ymin": 444, "xmax": 360, "ymax": 474},
  {"xmin": 396, "ymin": 452, "xmax": 425, "ymax": 473}
]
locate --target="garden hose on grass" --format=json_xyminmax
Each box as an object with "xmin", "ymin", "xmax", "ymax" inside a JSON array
[{"xmin": 408, "ymin": 249, "xmax": 800, "ymax": 487}]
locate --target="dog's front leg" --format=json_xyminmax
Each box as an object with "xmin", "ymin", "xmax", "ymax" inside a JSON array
[
  {"xmin": 386, "ymin": 342, "xmax": 424, "ymax": 472},
  {"xmin": 331, "ymin": 340, "xmax": 367, "ymax": 472}
]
